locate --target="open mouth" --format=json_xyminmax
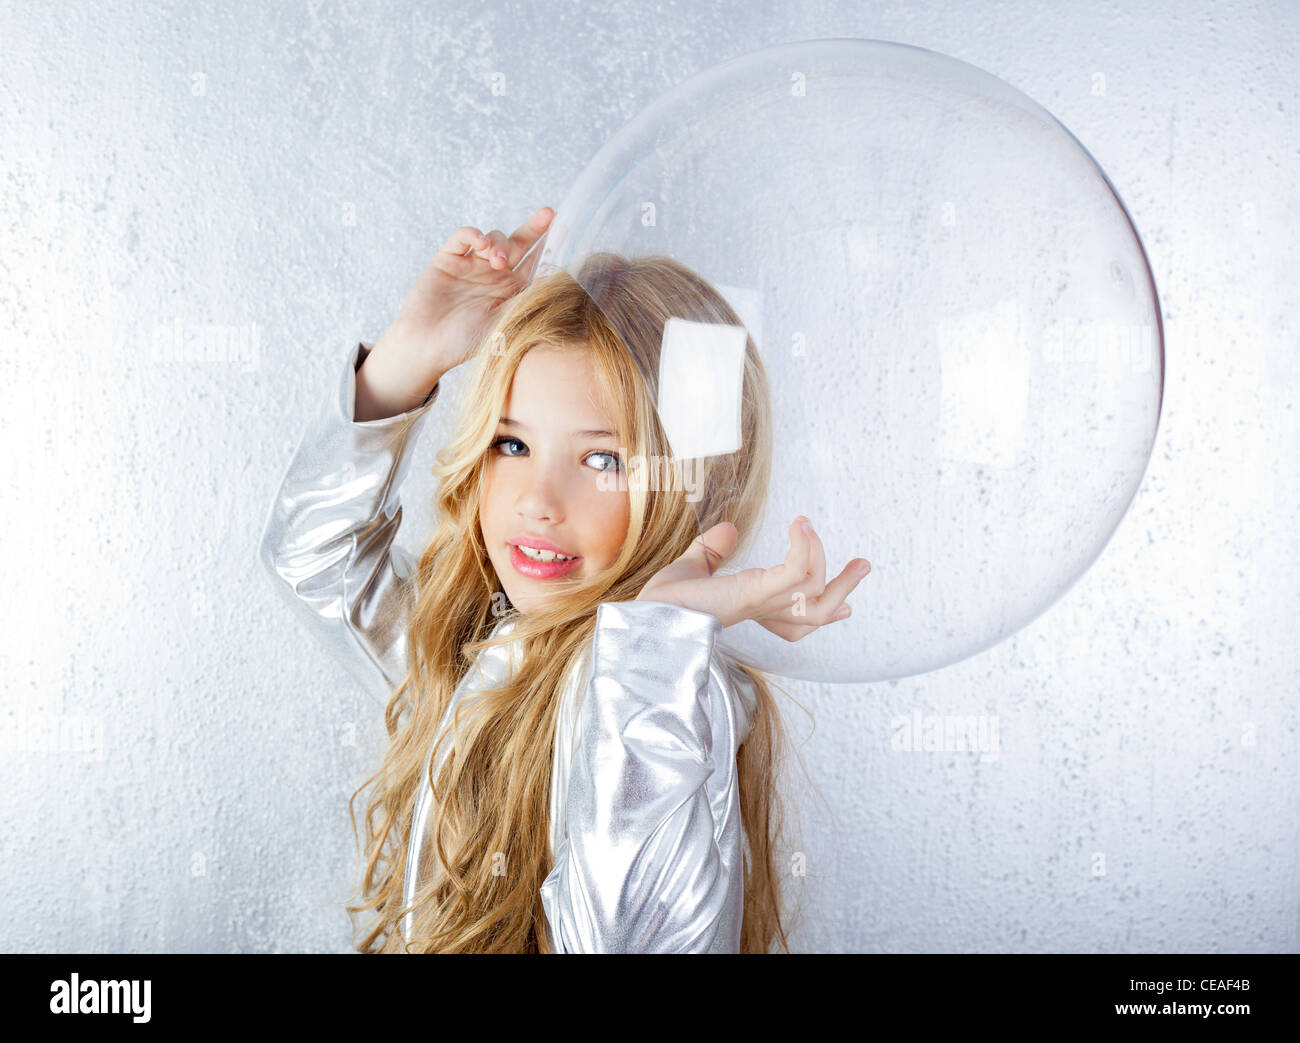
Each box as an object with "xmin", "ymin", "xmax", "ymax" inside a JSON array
[{"xmin": 509, "ymin": 543, "xmax": 582, "ymax": 578}]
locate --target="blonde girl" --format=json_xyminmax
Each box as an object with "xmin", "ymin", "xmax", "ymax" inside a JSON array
[{"xmin": 260, "ymin": 206, "xmax": 870, "ymax": 953}]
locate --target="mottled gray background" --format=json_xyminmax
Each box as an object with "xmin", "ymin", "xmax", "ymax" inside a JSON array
[{"xmin": 2, "ymin": 0, "xmax": 1296, "ymax": 953}]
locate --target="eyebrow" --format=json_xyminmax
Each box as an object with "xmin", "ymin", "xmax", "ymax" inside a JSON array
[{"xmin": 498, "ymin": 417, "xmax": 618, "ymax": 440}]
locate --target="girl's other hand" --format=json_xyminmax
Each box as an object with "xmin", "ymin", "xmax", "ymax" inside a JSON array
[
  {"xmin": 359, "ymin": 206, "xmax": 555, "ymax": 417},
  {"xmin": 634, "ymin": 516, "xmax": 870, "ymax": 640}
]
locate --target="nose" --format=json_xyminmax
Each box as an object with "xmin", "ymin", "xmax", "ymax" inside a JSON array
[{"xmin": 513, "ymin": 463, "xmax": 567, "ymax": 526}]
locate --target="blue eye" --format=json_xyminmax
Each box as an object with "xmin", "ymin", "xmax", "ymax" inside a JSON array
[
  {"xmin": 490, "ymin": 436, "xmax": 621, "ymax": 473},
  {"xmin": 587, "ymin": 451, "xmax": 622, "ymax": 473},
  {"xmin": 490, "ymin": 436, "xmax": 527, "ymax": 457}
]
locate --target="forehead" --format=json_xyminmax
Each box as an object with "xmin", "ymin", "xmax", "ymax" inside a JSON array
[{"xmin": 501, "ymin": 346, "xmax": 617, "ymax": 430}]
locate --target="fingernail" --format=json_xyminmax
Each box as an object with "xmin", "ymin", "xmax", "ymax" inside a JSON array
[
  {"xmin": 858, "ymin": 561, "xmax": 871, "ymax": 577},
  {"xmin": 801, "ymin": 520, "xmax": 813, "ymax": 536}
]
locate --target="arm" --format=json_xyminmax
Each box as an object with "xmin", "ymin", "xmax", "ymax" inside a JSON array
[
  {"xmin": 257, "ymin": 340, "xmax": 440, "ymax": 703},
  {"xmin": 539, "ymin": 599, "xmax": 745, "ymax": 953}
]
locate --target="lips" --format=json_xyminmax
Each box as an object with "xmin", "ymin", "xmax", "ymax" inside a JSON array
[
  {"xmin": 507, "ymin": 534, "xmax": 578, "ymax": 558},
  {"xmin": 508, "ymin": 542, "xmax": 581, "ymax": 579}
]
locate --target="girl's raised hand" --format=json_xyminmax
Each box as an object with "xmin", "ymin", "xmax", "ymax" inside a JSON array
[
  {"xmin": 634, "ymin": 516, "xmax": 870, "ymax": 640},
  {"xmin": 363, "ymin": 207, "xmax": 555, "ymax": 412}
]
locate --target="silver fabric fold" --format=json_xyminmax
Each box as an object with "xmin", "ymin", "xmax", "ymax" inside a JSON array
[
  {"xmin": 259, "ymin": 340, "xmax": 760, "ymax": 952},
  {"xmin": 258, "ymin": 341, "xmax": 439, "ymax": 705}
]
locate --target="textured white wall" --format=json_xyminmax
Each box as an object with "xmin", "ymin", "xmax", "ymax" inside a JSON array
[{"xmin": 2, "ymin": 0, "xmax": 1295, "ymax": 953}]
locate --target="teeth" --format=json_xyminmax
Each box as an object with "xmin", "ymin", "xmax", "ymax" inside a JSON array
[{"xmin": 517, "ymin": 545, "xmax": 576, "ymax": 563}]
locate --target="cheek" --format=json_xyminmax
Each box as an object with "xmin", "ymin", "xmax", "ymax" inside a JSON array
[
  {"xmin": 479, "ymin": 464, "xmax": 502, "ymax": 520},
  {"xmin": 583, "ymin": 487, "xmax": 630, "ymax": 559}
]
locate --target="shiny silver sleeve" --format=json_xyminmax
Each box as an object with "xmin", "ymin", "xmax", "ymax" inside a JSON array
[
  {"xmin": 539, "ymin": 599, "xmax": 743, "ymax": 953},
  {"xmin": 257, "ymin": 341, "xmax": 439, "ymax": 704}
]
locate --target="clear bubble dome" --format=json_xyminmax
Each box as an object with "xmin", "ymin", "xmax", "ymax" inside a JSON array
[{"xmin": 530, "ymin": 38, "xmax": 1164, "ymax": 683}]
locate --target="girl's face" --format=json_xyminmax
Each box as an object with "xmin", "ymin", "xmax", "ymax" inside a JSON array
[{"xmin": 479, "ymin": 345, "xmax": 630, "ymax": 615}]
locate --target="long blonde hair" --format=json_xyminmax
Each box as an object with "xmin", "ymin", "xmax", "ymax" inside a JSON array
[{"xmin": 346, "ymin": 252, "xmax": 795, "ymax": 952}]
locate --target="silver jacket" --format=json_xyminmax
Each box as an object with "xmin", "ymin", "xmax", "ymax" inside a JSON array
[{"xmin": 258, "ymin": 340, "xmax": 760, "ymax": 953}]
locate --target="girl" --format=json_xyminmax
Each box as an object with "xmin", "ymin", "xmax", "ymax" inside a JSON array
[{"xmin": 259, "ymin": 206, "xmax": 870, "ymax": 953}]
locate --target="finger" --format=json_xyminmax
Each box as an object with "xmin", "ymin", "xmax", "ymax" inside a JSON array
[
  {"xmin": 504, "ymin": 206, "xmax": 555, "ymax": 269},
  {"xmin": 750, "ymin": 516, "xmax": 805, "ymax": 601},
  {"xmin": 437, "ymin": 225, "xmax": 512, "ymax": 270},
  {"xmin": 439, "ymin": 225, "xmax": 489, "ymax": 258},
  {"xmin": 477, "ymin": 228, "xmax": 514, "ymax": 269},
  {"xmin": 801, "ymin": 517, "xmax": 827, "ymax": 594},
  {"xmin": 750, "ymin": 516, "xmax": 813, "ymax": 615},
  {"xmin": 808, "ymin": 557, "xmax": 871, "ymax": 624},
  {"xmin": 488, "ymin": 207, "xmax": 554, "ymax": 272},
  {"xmin": 516, "ymin": 224, "xmax": 552, "ymax": 283},
  {"xmin": 776, "ymin": 515, "xmax": 813, "ymax": 590}
]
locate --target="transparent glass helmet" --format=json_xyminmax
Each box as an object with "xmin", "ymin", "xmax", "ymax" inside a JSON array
[{"xmin": 526, "ymin": 38, "xmax": 1163, "ymax": 683}]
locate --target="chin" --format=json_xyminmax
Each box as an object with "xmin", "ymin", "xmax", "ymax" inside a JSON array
[
  {"xmin": 500, "ymin": 577, "xmax": 585, "ymax": 618},
  {"xmin": 506, "ymin": 584, "xmax": 548, "ymax": 612}
]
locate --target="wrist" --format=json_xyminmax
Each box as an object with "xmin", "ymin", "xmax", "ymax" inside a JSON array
[
  {"xmin": 355, "ymin": 339, "xmax": 442, "ymax": 421},
  {"xmin": 376, "ymin": 316, "xmax": 461, "ymax": 375},
  {"xmin": 633, "ymin": 591, "xmax": 719, "ymax": 621},
  {"xmin": 371, "ymin": 323, "xmax": 429, "ymax": 373}
]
